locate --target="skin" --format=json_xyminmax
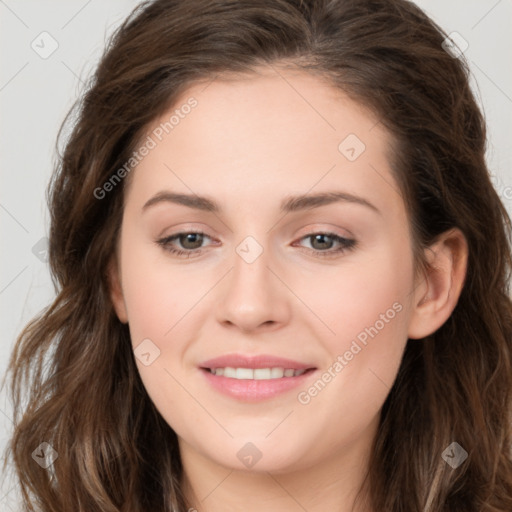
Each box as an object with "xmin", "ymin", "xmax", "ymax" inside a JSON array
[{"xmin": 108, "ymin": 66, "xmax": 468, "ymax": 512}]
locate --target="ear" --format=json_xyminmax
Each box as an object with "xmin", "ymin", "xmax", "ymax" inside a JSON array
[
  {"xmin": 408, "ymin": 228, "xmax": 468, "ymax": 339},
  {"xmin": 106, "ymin": 255, "xmax": 129, "ymax": 324}
]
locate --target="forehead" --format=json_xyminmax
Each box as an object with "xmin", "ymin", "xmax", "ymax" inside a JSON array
[
  {"xmin": 166, "ymin": 67, "xmax": 383, "ymax": 150},
  {"xmin": 125, "ymin": 67, "xmax": 402, "ymax": 219}
]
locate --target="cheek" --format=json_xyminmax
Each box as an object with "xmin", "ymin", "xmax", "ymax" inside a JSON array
[
  {"xmin": 307, "ymin": 248, "xmax": 412, "ymax": 346},
  {"xmin": 306, "ymin": 247, "xmax": 412, "ymax": 399},
  {"xmin": 122, "ymin": 272, "xmax": 175, "ymax": 346},
  {"xmin": 118, "ymin": 240, "xmax": 194, "ymax": 415},
  {"xmin": 118, "ymin": 233, "xmax": 195, "ymax": 345}
]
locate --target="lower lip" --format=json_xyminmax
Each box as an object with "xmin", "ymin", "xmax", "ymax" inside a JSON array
[{"xmin": 200, "ymin": 368, "xmax": 317, "ymax": 401}]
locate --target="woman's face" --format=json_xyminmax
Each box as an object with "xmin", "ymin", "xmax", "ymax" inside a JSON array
[{"xmin": 109, "ymin": 67, "xmax": 420, "ymax": 474}]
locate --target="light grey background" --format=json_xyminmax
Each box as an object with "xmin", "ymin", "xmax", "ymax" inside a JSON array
[{"xmin": 1, "ymin": 1, "xmax": 511, "ymax": 508}]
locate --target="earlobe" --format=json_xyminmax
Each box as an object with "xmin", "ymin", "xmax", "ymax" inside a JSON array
[
  {"xmin": 106, "ymin": 256, "xmax": 129, "ymax": 324},
  {"xmin": 408, "ymin": 228, "xmax": 468, "ymax": 340}
]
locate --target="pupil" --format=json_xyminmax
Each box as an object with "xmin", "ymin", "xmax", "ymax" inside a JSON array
[
  {"xmin": 313, "ymin": 234, "xmax": 332, "ymax": 250},
  {"xmin": 182, "ymin": 233, "xmax": 203, "ymax": 249}
]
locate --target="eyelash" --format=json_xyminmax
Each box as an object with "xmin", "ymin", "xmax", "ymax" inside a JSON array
[{"xmin": 156, "ymin": 231, "xmax": 356, "ymax": 259}]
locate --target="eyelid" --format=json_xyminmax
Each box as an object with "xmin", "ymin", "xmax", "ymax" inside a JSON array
[
  {"xmin": 155, "ymin": 222, "xmax": 213, "ymax": 239},
  {"xmin": 294, "ymin": 223, "xmax": 355, "ymax": 240},
  {"xmin": 157, "ymin": 224, "xmax": 352, "ymax": 245}
]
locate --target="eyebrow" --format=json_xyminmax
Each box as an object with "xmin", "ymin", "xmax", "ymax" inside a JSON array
[{"xmin": 142, "ymin": 190, "xmax": 380, "ymax": 215}]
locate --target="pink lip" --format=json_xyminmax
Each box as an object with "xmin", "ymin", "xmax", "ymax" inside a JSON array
[
  {"xmin": 198, "ymin": 353, "xmax": 317, "ymax": 402},
  {"xmin": 200, "ymin": 368, "xmax": 317, "ymax": 401},
  {"xmin": 199, "ymin": 353, "xmax": 315, "ymax": 370}
]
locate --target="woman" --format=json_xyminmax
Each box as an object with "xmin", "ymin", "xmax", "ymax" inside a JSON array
[{"xmin": 4, "ymin": 0, "xmax": 512, "ymax": 510}]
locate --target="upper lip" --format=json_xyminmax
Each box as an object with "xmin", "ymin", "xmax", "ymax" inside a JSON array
[{"xmin": 200, "ymin": 353, "xmax": 316, "ymax": 370}]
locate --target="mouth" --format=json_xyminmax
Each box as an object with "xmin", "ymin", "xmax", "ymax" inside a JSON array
[
  {"xmin": 201, "ymin": 367, "xmax": 315, "ymax": 379},
  {"xmin": 198, "ymin": 354, "xmax": 318, "ymax": 401}
]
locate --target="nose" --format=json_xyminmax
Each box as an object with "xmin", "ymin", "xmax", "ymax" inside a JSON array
[{"xmin": 215, "ymin": 240, "xmax": 291, "ymax": 333}]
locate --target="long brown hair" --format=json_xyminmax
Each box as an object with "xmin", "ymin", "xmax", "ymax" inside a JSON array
[{"xmin": 3, "ymin": 0, "xmax": 512, "ymax": 510}]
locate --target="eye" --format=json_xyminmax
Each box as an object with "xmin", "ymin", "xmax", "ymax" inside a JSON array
[
  {"xmin": 156, "ymin": 231, "xmax": 356, "ymax": 259},
  {"xmin": 156, "ymin": 231, "xmax": 213, "ymax": 258},
  {"xmin": 294, "ymin": 232, "xmax": 356, "ymax": 258}
]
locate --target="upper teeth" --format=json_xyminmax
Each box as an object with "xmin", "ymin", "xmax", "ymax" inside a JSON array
[{"xmin": 209, "ymin": 367, "xmax": 307, "ymax": 379}]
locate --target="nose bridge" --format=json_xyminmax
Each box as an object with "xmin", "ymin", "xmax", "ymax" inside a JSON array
[
  {"xmin": 230, "ymin": 233, "xmax": 274, "ymax": 304},
  {"xmin": 216, "ymin": 232, "xmax": 289, "ymax": 331}
]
